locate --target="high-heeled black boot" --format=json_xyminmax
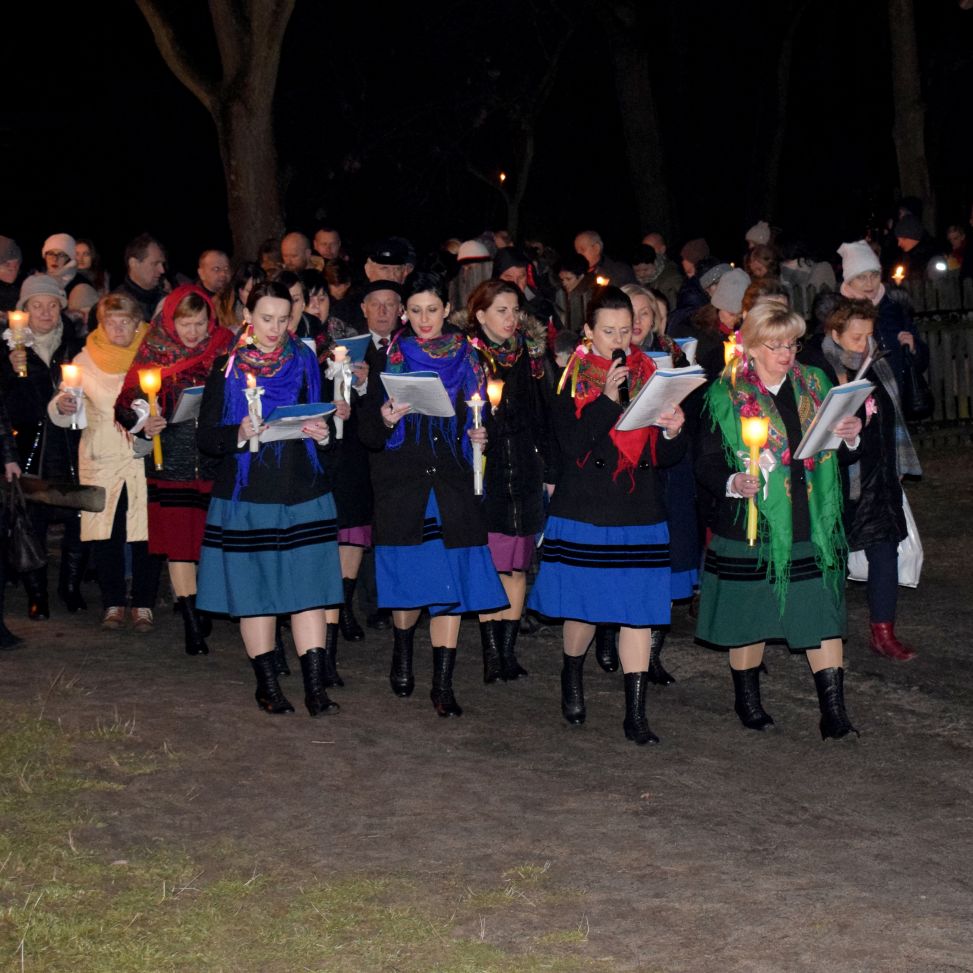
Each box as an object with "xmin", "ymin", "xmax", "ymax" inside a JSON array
[
  {"xmin": 647, "ymin": 627, "xmax": 675, "ymax": 685},
  {"xmin": 300, "ymin": 647, "xmax": 340, "ymax": 716},
  {"xmin": 196, "ymin": 601, "xmax": 212, "ymax": 638},
  {"xmin": 23, "ymin": 569, "xmax": 49, "ymax": 621},
  {"xmin": 560, "ymin": 652, "xmax": 587, "ymax": 725},
  {"xmin": 594, "ymin": 625, "xmax": 619, "ymax": 672},
  {"xmin": 272, "ymin": 619, "xmax": 290, "ymax": 676},
  {"xmin": 321, "ymin": 622, "xmax": 344, "ymax": 687},
  {"xmin": 430, "ymin": 646, "xmax": 463, "ymax": 717},
  {"xmin": 623, "ymin": 671, "xmax": 659, "ymax": 744},
  {"xmin": 731, "ymin": 666, "xmax": 775, "ymax": 730},
  {"xmin": 814, "ymin": 667, "xmax": 858, "ymax": 740},
  {"xmin": 177, "ymin": 594, "xmax": 209, "ymax": 655},
  {"xmin": 390, "ymin": 623, "xmax": 416, "ymax": 697},
  {"xmin": 498, "ymin": 619, "xmax": 528, "ymax": 680},
  {"xmin": 479, "ymin": 620, "xmax": 502, "ymax": 684},
  {"xmin": 57, "ymin": 545, "xmax": 88, "ymax": 613},
  {"xmin": 339, "ymin": 577, "xmax": 365, "ymax": 642},
  {"xmin": 251, "ymin": 652, "xmax": 295, "ymax": 714}
]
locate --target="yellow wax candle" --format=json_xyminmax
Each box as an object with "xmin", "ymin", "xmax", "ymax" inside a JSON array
[
  {"xmin": 740, "ymin": 416, "xmax": 770, "ymax": 546},
  {"xmin": 138, "ymin": 368, "xmax": 164, "ymax": 471}
]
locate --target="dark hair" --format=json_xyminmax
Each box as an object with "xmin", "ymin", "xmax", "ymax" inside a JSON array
[
  {"xmin": 742, "ymin": 277, "xmax": 789, "ymax": 315},
  {"xmin": 276, "ymin": 269, "xmax": 306, "ymax": 301},
  {"xmin": 555, "ymin": 329, "xmax": 580, "ymax": 357},
  {"xmin": 826, "ymin": 297, "xmax": 878, "ymax": 335},
  {"xmin": 77, "ymin": 237, "xmax": 108, "ymax": 292},
  {"xmin": 325, "ymin": 259, "xmax": 352, "ymax": 287},
  {"xmin": 555, "ymin": 253, "xmax": 588, "ymax": 279},
  {"xmin": 257, "ymin": 237, "xmax": 281, "ymax": 261},
  {"xmin": 746, "ymin": 244, "xmax": 780, "ymax": 278},
  {"xmin": 402, "ymin": 270, "xmax": 448, "ymax": 306},
  {"xmin": 232, "ymin": 261, "xmax": 265, "ymax": 295},
  {"xmin": 810, "ymin": 290, "xmax": 843, "ymax": 333},
  {"xmin": 466, "ymin": 279, "xmax": 523, "ymax": 332},
  {"xmin": 694, "ymin": 255, "xmax": 722, "ymax": 281},
  {"xmin": 124, "ymin": 232, "xmax": 164, "ymax": 267},
  {"xmin": 245, "ymin": 280, "xmax": 292, "ymax": 314},
  {"xmin": 587, "ymin": 285, "xmax": 633, "ymax": 327},
  {"xmin": 299, "ymin": 269, "xmax": 327, "ymax": 296}
]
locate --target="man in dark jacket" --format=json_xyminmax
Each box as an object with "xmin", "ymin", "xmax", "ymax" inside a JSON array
[
  {"xmin": 574, "ymin": 230, "xmax": 636, "ymax": 287},
  {"xmin": 116, "ymin": 233, "xmax": 167, "ymax": 322}
]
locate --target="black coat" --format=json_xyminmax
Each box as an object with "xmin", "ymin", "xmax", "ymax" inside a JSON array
[
  {"xmin": 320, "ymin": 368, "xmax": 373, "ymax": 530},
  {"xmin": 0, "ymin": 331, "xmax": 83, "ymax": 481},
  {"xmin": 876, "ymin": 292, "xmax": 927, "ymax": 392}
]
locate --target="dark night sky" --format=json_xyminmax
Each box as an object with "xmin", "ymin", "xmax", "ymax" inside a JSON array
[{"xmin": 2, "ymin": 0, "xmax": 971, "ymax": 279}]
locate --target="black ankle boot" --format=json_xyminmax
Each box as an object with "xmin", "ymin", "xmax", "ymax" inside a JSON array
[
  {"xmin": 647, "ymin": 627, "xmax": 675, "ymax": 685},
  {"xmin": 814, "ymin": 667, "xmax": 858, "ymax": 740},
  {"xmin": 560, "ymin": 652, "xmax": 587, "ymax": 725},
  {"xmin": 594, "ymin": 625, "xmax": 619, "ymax": 672},
  {"xmin": 177, "ymin": 594, "xmax": 209, "ymax": 656},
  {"xmin": 623, "ymin": 671, "xmax": 660, "ymax": 744},
  {"xmin": 390, "ymin": 624, "xmax": 416, "ymax": 697},
  {"xmin": 498, "ymin": 619, "xmax": 528, "ymax": 680},
  {"xmin": 300, "ymin": 647, "xmax": 340, "ymax": 716},
  {"xmin": 321, "ymin": 622, "xmax": 344, "ymax": 687},
  {"xmin": 196, "ymin": 602, "xmax": 212, "ymax": 638},
  {"xmin": 430, "ymin": 646, "xmax": 462, "ymax": 717},
  {"xmin": 251, "ymin": 652, "xmax": 295, "ymax": 714},
  {"xmin": 479, "ymin": 620, "xmax": 502, "ymax": 684},
  {"xmin": 339, "ymin": 577, "xmax": 365, "ymax": 642},
  {"xmin": 731, "ymin": 666, "xmax": 775, "ymax": 730},
  {"xmin": 23, "ymin": 569, "xmax": 49, "ymax": 621},
  {"xmin": 57, "ymin": 545, "xmax": 88, "ymax": 613},
  {"xmin": 272, "ymin": 619, "xmax": 290, "ymax": 676}
]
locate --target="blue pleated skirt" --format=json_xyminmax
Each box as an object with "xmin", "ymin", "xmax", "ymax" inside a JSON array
[
  {"xmin": 376, "ymin": 493, "xmax": 508, "ymax": 616},
  {"xmin": 527, "ymin": 516, "xmax": 672, "ymax": 627},
  {"xmin": 197, "ymin": 494, "xmax": 342, "ymax": 617}
]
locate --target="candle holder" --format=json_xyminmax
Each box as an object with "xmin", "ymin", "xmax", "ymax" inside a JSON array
[
  {"xmin": 244, "ymin": 373, "xmax": 265, "ymax": 453},
  {"xmin": 138, "ymin": 367, "xmax": 164, "ymax": 471},
  {"xmin": 740, "ymin": 416, "xmax": 770, "ymax": 546},
  {"xmin": 60, "ymin": 363, "xmax": 83, "ymax": 430},
  {"xmin": 329, "ymin": 346, "xmax": 353, "ymax": 440},
  {"xmin": 465, "ymin": 393, "xmax": 485, "ymax": 496}
]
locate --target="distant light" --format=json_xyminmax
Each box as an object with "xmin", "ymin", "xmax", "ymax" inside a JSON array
[
  {"xmin": 595, "ymin": 275, "xmax": 610, "ymax": 286},
  {"xmin": 499, "ymin": 172, "xmax": 507, "ymax": 184},
  {"xmin": 934, "ymin": 259, "xmax": 948, "ymax": 273}
]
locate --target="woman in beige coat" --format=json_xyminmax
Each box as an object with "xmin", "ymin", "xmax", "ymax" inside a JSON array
[{"xmin": 48, "ymin": 293, "xmax": 163, "ymax": 631}]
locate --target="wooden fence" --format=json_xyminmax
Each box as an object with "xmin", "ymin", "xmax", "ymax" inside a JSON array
[{"xmin": 919, "ymin": 313, "xmax": 973, "ymax": 424}]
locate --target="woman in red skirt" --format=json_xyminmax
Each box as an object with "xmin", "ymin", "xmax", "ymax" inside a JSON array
[{"xmin": 115, "ymin": 285, "xmax": 233, "ymax": 654}]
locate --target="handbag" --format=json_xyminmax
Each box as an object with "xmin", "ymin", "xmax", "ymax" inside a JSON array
[
  {"xmin": 2, "ymin": 478, "xmax": 47, "ymax": 575},
  {"xmin": 847, "ymin": 491, "xmax": 923, "ymax": 588},
  {"xmin": 900, "ymin": 346, "xmax": 934, "ymax": 422}
]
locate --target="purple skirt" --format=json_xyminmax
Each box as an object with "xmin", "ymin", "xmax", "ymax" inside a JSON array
[
  {"xmin": 338, "ymin": 525, "xmax": 373, "ymax": 548},
  {"xmin": 487, "ymin": 532, "xmax": 535, "ymax": 573}
]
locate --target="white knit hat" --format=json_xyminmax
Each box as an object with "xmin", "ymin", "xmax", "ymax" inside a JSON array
[
  {"xmin": 745, "ymin": 221, "xmax": 771, "ymax": 246},
  {"xmin": 837, "ymin": 240, "xmax": 880, "ymax": 282},
  {"xmin": 456, "ymin": 239, "xmax": 492, "ymax": 264},
  {"xmin": 42, "ymin": 233, "xmax": 77, "ymax": 260},
  {"xmin": 711, "ymin": 268, "xmax": 751, "ymax": 314}
]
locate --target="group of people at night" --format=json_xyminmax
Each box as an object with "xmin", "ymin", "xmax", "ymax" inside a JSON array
[{"xmin": 0, "ymin": 206, "xmax": 939, "ymax": 744}]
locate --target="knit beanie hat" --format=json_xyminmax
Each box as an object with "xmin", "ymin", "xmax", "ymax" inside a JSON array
[
  {"xmin": 837, "ymin": 240, "xmax": 881, "ymax": 282},
  {"xmin": 67, "ymin": 282, "xmax": 99, "ymax": 314},
  {"xmin": 42, "ymin": 233, "xmax": 77, "ymax": 261},
  {"xmin": 680, "ymin": 238, "xmax": 710, "ymax": 265},
  {"xmin": 699, "ymin": 262, "xmax": 734, "ymax": 291},
  {"xmin": 745, "ymin": 221, "xmax": 771, "ymax": 246},
  {"xmin": 711, "ymin": 269, "xmax": 751, "ymax": 314},
  {"xmin": 893, "ymin": 214, "xmax": 923, "ymax": 242},
  {"xmin": 456, "ymin": 240, "xmax": 492, "ymax": 265},
  {"xmin": 0, "ymin": 236, "xmax": 22, "ymax": 263},
  {"xmin": 18, "ymin": 274, "xmax": 67, "ymax": 309}
]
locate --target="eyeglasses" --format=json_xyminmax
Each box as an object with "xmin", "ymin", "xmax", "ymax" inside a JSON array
[
  {"xmin": 43, "ymin": 251, "xmax": 70, "ymax": 263},
  {"xmin": 762, "ymin": 341, "xmax": 802, "ymax": 353}
]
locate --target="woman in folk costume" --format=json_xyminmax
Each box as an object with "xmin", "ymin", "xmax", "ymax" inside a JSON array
[
  {"xmin": 48, "ymin": 292, "xmax": 159, "ymax": 630},
  {"xmin": 195, "ymin": 281, "xmax": 343, "ymax": 716},
  {"xmin": 115, "ymin": 285, "xmax": 233, "ymax": 653},
  {"xmin": 695, "ymin": 302, "xmax": 862, "ymax": 739},
  {"xmin": 527, "ymin": 287, "xmax": 686, "ymax": 745},
  {"xmin": 359, "ymin": 271, "xmax": 508, "ymax": 719}
]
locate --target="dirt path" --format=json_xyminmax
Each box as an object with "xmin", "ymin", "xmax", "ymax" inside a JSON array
[{"xmin": 2, "ymin": 448, "xmax": 972, "ymax": 972}]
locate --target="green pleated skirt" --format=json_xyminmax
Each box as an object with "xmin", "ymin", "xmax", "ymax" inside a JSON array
[{"xmin": 695, "ymin": 537, "xmax": 846, "ymax": 651}]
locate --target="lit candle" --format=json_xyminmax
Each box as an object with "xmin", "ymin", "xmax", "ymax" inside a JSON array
[
  {"xmin": 740, "ymin": 416, "xmax": 771, "ymax": 547},
  {"xmin": 595, "ymin": 275, "xmax": 610, "ymax": 287},
  {"xmin": 724, "ymin": 332, "xmax": 739, "ymax": 386},
  {"xmin": 138, "ymin": 367, "xmax": 164, "ymax": 471},
  {"xmin": 486, "ymin": 378, "xmax": 504, "ymax": 414},
  {"xmin": 332, "ymin": 345, "xmax": 347, "ymax": 363},
  {"xmin": 243, "ymin": 372, "xmax": 265, "ymax": 453},
  {"xmin": 499, "ymin": 172, "xmax": 507, "ymax": 184},
  {"xmin": 465, "ymin": 392, "xmax": 485, "ymax": 496},
  {"xmin": 60, "ymin": 363, "xmax": 83, "ymax": 430},
  {"xmin": 7, "ymin": 310, "xmax": 30, "ymax": 377},
  {"xmin": 892, "ymin": 265, "xmax": 905, "ymax": 285}
]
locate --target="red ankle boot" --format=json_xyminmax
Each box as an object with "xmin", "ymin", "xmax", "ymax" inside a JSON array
[{"xmin": 869, "ymin": 622, "xmax": 917, "ymax": 661}]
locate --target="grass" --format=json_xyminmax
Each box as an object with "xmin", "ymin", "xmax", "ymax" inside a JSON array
[{"xmin": 0, "ymin": 703, "xmax": 607, "ymax": 973}]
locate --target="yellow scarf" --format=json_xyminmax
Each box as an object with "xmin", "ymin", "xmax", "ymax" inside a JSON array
[{"xmin": 84, "ymin": 321, "xmax": 149, "ymax": 374}]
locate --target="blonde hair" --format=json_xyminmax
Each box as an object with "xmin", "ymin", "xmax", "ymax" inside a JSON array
[
  {"xmin": 739, "ymin": 301, "xmax": 804, "ymax": 353},
  {"xmin": 96, "ymin": 292, "xmax": 142, "ymax": 327}
]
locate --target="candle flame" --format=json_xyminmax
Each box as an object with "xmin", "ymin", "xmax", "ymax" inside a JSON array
[
  {"xmin": 487, "ymin": 379, "xmax": 504, "ymax": 409},
  {"xmin": 8, "ymin": 311, "xmax": 28, "ymax": 329},
  {"xmin": 61, "ymin": 364, "xmax": 80, "ymax": 385},
  {"xmin": 741, "ymin": 416, "xmax": 770, "ymax": 448},
  {"xmin": 471, "ymin": 392, "xmax": 481, "ymax": 402},
  {"xmin": 333, "ymin": 345, "xmax": 348, "ymax": 362},
  {"xmin": 138, "ymin": 367, "xmax": 162, "ymax": 396},
  {"xmin": 595, "ymin": 275, "xmax": 610, "ymax": 287},
  {"xmin": 246, "ymin": 373, "xmax": 257, "ymax": 389},
  {"xmin": 723, "ymin": 333, "xmax": 737, "ymax": 366},
  {"xmin": 892, "ymin": 265, "xmax": 905, "ymax": 284},
  {"xmin": 499, "ymin": 172, "xmax": 507, "ymax": 183}
]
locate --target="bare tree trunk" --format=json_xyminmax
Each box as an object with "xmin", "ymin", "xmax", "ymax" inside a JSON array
[
  {"xmin": 135, "ymin": 0, "xmax": 294, "ymax": 259},
  {"xmin": 605, "ymin": 2, "xmax": 672, "ymax": 239},
  {"xmin": 888, "ymin": 0, "xmax": 936, "ymax": 230}
]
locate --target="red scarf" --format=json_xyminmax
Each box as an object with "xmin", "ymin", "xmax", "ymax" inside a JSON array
[{"xmin": 572, "ymin": 346, "xmax": 658, "ymax": 489}]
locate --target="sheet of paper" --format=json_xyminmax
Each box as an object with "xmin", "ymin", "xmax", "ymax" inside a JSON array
[
  {"xmin": 615, "ymin": 367, "xmax": 707, "ymax": 432},
  {"xmin": 674, "ymin": 337, "xmax": 698, "ymax": 364},
  {"xmin": 380, "ymin": 371, "xmax": 456, "ymax": 418},
  {"xmin": 793, "ymin": 379, "xmax": 874, "ymax": 459},
  {"xmin": 170, "ymin": 386, "xmax": 205, "ymax": 424},
  {"xmin": 258, "ymin": 403, "xmax": 336, "ymax": 443},
  {"xmin": 645, "ymin": 351, "xmax": 674, "ymax": 369}
]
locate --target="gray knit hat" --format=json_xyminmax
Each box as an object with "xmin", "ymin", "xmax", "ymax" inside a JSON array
[
  {"xmin": 699, "ymin": 262, "xmax": 734, "ymax": 291},
  {"xmin": 711, "ymin": 269, "xmax": 751, "ymax": 314},
  {"xmin": 18, "ymin": 274, "xmax": 67, "ymax": 309},
  {"xmin": 0, "ymin": 236, "xmax": 21, "ymax": 264}
]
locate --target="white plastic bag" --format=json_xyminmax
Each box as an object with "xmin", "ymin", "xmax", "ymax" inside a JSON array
[{"xmin": 847, "ymin": 491, "xmax": 923, "ymax": 588}]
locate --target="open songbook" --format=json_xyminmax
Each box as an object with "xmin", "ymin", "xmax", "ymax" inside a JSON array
[
  {"xmin": 615, "ymin": 366, "xmax": 707, "ymax": 432},
  {"xmin": 258, "ymin": 402, "xmax": 337, "ymax": 443},
  {"xmin": 379, "ymin": 371, "xmax": 456, "ymax": 418},
  {"xmin": 171, "ymin": 386, "xmax": 205, "ymax": 424},
  {"xmin": 793, "ymin": 379, "xmax": 874, "ymax": 459}
]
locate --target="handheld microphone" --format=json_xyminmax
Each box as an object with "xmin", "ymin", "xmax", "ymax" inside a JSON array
[{"xmin": 611, "ymin": 348, "xmax": 629, "ymax": 406}]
